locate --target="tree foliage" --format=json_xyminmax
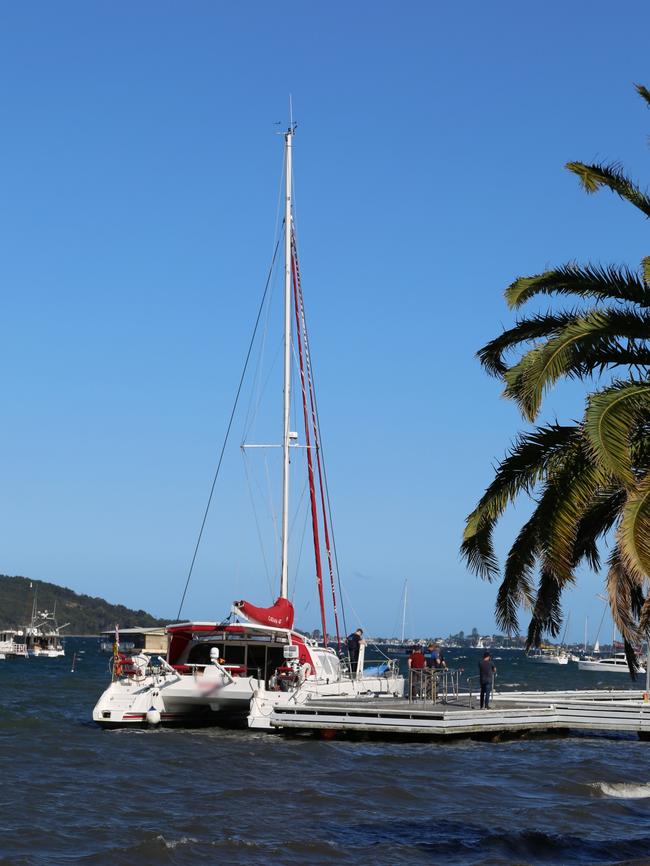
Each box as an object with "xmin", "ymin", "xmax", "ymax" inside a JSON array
[
  {"xmin": 463, "ymin": 84, "xmax": 650, "ymax": 670},
  {"xmin": 0, "ymin": 574, "xmax": 169, "ymax": 634}
]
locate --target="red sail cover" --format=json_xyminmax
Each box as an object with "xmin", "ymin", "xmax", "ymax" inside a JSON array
[{"xmin": 235, "ymin": 597, "xmax": 294, "ymax": 629}]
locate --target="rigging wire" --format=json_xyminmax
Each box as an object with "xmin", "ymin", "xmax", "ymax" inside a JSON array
[
  {"xmin": 303, "ymin": 329, "xmax": 347, "ymax": 637},
  {"xmin": 241, "ymin": 283, "xmax": 275, "ymax": 443},
  {"xmin": 175, "ymin": 236, "xmax": 282, "ymax": 620},
  {"xmin": 340, "ymin": 585, "xmax": 391, "ymax": 661},
  {"xmin": 241, "ymin": 153, "xmax": 284, "ymax": 446},
  {"xmin": 289, "ymin": 479, "xmax": 310, "ymax": 601},
  {"xmin": 241, "ymin": 449, "xmax": 274, "ymax": 600},
  {"xmin": 290, "ymin": 226, "xmax": 346, "ymax": 640},
  {"xmin": 242, "ymin": 335, "xmax": 283, "ymax": 445},
  {"xmin": 263, "ymin": 455, "xmax": 281, "ymax": 564}
]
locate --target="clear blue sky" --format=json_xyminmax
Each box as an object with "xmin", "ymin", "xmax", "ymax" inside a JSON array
[{"xmin": 1, "ymin": 2, "xmax": 649, "ymax": 641}]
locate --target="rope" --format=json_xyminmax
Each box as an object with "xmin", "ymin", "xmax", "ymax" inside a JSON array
[{"xmin": 175, "ymin": 236, "xmax": 281, "ymax": 620}]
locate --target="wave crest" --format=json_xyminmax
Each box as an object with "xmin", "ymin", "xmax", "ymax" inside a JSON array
[{"xmin": 595, "ymin": 782, "xmax": 650, "ymax": 799}]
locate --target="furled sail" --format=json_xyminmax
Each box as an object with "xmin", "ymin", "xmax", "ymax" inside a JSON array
[{"xmin": 234, "ymin": 597, "xmax": 295, "ymax": 629}]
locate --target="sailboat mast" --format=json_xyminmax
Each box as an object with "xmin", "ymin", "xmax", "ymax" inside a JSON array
[{"xmin": 280, "ymin": 126, "xmax": 293, "ymax": 600}]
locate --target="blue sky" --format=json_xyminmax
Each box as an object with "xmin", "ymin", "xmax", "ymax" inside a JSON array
[{"xmin": 1, "ymin": 2, "xmax": 649, "ymax": 641}]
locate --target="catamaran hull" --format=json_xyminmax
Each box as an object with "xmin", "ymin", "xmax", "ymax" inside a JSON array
[{"xmin": 93, "ymin": 671, "xmax": 404, "ymax": 730}]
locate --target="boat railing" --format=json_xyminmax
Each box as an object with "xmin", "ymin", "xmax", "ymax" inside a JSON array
[
  {"xmin": 10, "ymin": 643, "xmax": 28, "ymax": 657},
  {"xmin": 408, "ymin": 668, "xmax": 461, "ymax": 705},
  {"xmin": 172, "ymin": 662, "xmax": 263, "ymax": 682}
]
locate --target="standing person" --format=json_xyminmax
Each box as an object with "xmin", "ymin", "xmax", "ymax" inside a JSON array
[
  {"xmin": 426, "ymin": 643, "xmax": 439, "ymax": 668},
  {"xmin": 408, "ymin": 645, "xmax": 427, "ymax": 699},
  {"xmin": 478, "ymin": 651, "xmax": 496, "ymax": 709},
  {"xmin": 346, "ymin": 628, "xmax": 363, "ymax": 675},
  {"xmin": 433, "ymin": 644, "xmax": 447, "ymax": 670}
]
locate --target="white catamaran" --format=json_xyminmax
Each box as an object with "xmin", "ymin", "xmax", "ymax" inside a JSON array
[{"xmin": 92, "ymin": 125, "xmax": 404, "ymax": 730}]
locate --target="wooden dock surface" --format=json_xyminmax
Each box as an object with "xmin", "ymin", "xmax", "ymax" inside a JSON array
[{"xmin": 269, "ymin": 690, "xmax": 650, "ymax": 739}]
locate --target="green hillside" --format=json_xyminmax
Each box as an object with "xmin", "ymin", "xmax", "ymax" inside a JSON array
[{"xmin": 0, "ymin": 574, "xmax": 169, "ymax": 635}]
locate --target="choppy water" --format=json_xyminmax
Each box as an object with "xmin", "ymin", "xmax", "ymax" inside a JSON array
[{"xmin": 2, "ymin": 641, "xmax": 650, "ymax": 866}]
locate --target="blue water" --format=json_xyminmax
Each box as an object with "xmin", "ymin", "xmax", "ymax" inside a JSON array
[{"xmin": 2, "ymin": 640, "xmax": 650, "ymax": 866}]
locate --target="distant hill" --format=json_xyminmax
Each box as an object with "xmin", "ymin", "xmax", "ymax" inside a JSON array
[{"xmin": 0, "ymin": 574, "xmax": 169, "ymax": 635}]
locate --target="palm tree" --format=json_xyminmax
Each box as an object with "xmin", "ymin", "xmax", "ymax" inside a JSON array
[{"xmin": 463, "ymin": 84, "xmax": 650, "ymax": 663}]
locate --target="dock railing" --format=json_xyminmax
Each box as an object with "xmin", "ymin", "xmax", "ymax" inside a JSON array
[
  {"xmin": 466, "ymin": 673, "xmax": 497, "ymax": 708},
  {"xmin": 408, "ymin": 668, "xmax": 461, "ymax": 705}
]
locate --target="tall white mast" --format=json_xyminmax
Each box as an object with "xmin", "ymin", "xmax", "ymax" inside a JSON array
[{"xmin": 280, "ymin": 125, "xmax": 293, "ymax": 599}]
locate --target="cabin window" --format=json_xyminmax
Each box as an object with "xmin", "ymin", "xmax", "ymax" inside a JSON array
[
  {"xmin": 223, "ymin": 645, "xmax": 246, "ymax": 665},
  {"xmin": 188, "ymin": 643, "xmax": 223, "ymax": 665},
  {"xmin": 246, "ymin": 645, "xmax": 266, "ymax": 677},
  {"xmin": 267, "ymin": 647, "xmax": 285, "ymax": 673}
]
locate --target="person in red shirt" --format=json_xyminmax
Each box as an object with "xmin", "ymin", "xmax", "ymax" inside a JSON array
[{"xmin": 408, "ymin": 646, "xmax": 426, "ymax": 699}]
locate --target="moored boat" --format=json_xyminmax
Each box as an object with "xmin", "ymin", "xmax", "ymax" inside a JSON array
[
  {"xmin": 578, "ymin": 652, "xmax": 646, "ymax": 674},
  {"xmin": 23, "ymin": 607, "xmax": 67, "ymax": 658},
  {"xmin": 526, "ymin": 647, "xmax": 569, "ymax": 665},
  {"xmin": 92, "ymin": 123, "xmax": 404, "ymax": 730}
]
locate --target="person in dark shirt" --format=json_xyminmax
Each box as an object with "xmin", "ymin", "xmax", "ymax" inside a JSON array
[
  {"xmin": 478, "ymin": 651, "xmax": 496, "ymax": 709},
  {"xmin": 346, "ymin": 628, "xmax": 363, "ymax": 674}
]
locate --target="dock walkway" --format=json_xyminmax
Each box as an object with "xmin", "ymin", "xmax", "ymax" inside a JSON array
[{"xmin": 270, "ymin": 690, "xmax": 650, "ymax": 740}]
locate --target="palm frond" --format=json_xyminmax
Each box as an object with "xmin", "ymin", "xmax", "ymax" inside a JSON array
[
  {"xmin": 643, "ymin": 257, "xmax": 650, "ymax": 287},
  {"xmin": 526, "ymin": 570, "xmax": 563, "ymax": 648},
  {"xmin": 478, "ymin": 312, "xmax": 577, "ymax": 377},
  {"xmin": 623, "ymin": 639, "xmax": 642, "ymax": 680},
  {"xmin": 572, "ymin": 487, "xmax": 627, "ymax": 570},
  {"xmin": 460, "ymin": 521, "xmax": 499, "ymax": 582},
  {"xmin": 618, "ymin": 472, "xmax": 650, "ymax": 581},
  {"xmin": 505, "ymin": 263, "xmax": 649, "ymax": 310},
  {"xmin": 607, "ymin": 546, "xmax": 643, "ymax": 648},
  {"xmin": 639, "ymin": 592, "xmax": 650, "ymax": 633},
  {"xmin": 462, "ymin": 425, "xmax": 580, "ymax": 578},
  {"xmin": 636, "ymin": 83, "xmax": 650, "ymax": 109},
  {"xmin": 504, "ymin": 309, "xmax": 650, "ymax": 421},
  {"xmin": 566, "ymin": 161, "xmax": 650, "ymax": 219},
  {"xmin": 540, "ymin": 460, "xmax": 609, "ymax": 585},
  {"xmin": 495, "ymin": 513, "xmax": 539, "ymax": 633},
  {"xmin": 585, "ymin": 380, "xmax": 650, "ymax": 485}
]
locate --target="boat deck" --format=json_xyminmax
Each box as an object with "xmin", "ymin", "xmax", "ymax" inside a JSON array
[{"xmin": 269, "ymin": 689, "xmax": 650, "ymax": 740}]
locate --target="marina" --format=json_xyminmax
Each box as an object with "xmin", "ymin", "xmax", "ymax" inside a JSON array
[
  {"xmin": 6, "ymin": 638, "xmax": 650, "ymax": 866},
  {"xmin": 3, "ymin": 6, "xmax": 650, "ymax": 866}
]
